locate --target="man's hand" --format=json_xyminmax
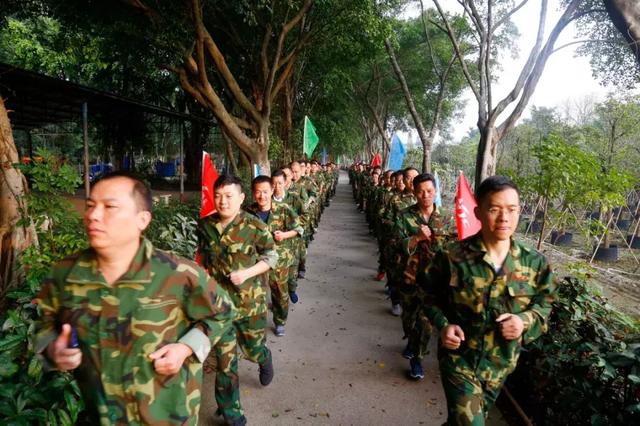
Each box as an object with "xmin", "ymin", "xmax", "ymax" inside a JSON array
[
  {"xmin": 149, "ymin": 343, "xmax": 193, "ymax": 375},
  {"xmin": 496, "ymin": 313, "xmax": 524, "ymax": 340},
  {"xmin": 46, "ymin": 323, "xmax": 82, "ymax": 371},
  {"xmin": 273, "ymin": 231, "xmax": 285, "ymax": 242},
  {"xmin": 440, "ymin": 324, "xmax": 465, "ymax": 350},
  {"xmin": 416, "ymin": 225, "xmax": 432, "ymax": 242},
  {"xmin": 229, "ymin": 270, "xmax": 247, "ymax": 286}
]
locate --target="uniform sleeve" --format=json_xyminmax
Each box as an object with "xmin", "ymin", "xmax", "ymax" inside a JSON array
[
  {"xmin": 179, "ymin": 268, "xmax": 235, "ymax": 362},
  {"xmin": 286, "ymin": 206, "xmax": 304, "ymax": 237},
  {"xmin": 517, "ymin": 259, "xmax": 556, "ymax": 345},
  {"xmin": 33, "ymin": 275, "xmax": 62, "ymax": 371},
  {"xmin": 417, "ymin": 249, "xmax": 451, "ymax": 330},
  {"xmin": 196, "ymin": 219, "xmax": 213, "ymax": 271},
  {"xmin": 254, "ymin": 221, "xmax": 279, "ymax": 269}
]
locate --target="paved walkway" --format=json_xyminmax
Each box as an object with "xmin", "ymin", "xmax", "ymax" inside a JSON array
[{"xmin": 199, "ymin": 172, "xmax": 506, "ymax": 425}]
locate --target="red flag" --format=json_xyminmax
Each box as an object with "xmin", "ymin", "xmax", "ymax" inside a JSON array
[
  {"xmin": 200, "ymin": 151, "xmax": 218, "ymax": 219},
  {"xmin": 370, "ymin": 152, "xmax": 382, "ymax": 167},
  {"xmin": 455, "ymin": 172, "xmax": 482, "ymax": 240}
]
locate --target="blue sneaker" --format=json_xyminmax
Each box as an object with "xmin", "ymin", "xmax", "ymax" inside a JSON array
[
  {"xmin": 409, "ymin": 358, "xmax": 424, "ymax": 380},
  {"xmin": 289, "ymin": 291, "xmax": 299, "ymax": 304},
  {"xmin": 402, "ymin": 345, "xmax": 415, "ymax": 360}
]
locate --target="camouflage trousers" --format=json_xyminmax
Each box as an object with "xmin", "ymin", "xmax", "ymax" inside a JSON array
[
  {"xmin": 398, "ymin": 285, "xmax": 432, "ymax": 361},
  {"xmin": 298, "ymin": 236, "xmax": 308, "ymax": 272},
  {"xmin": 214, "ymin": 313, "xmax": 269, "ymax": 423},
  {"xmin": 439, "ymin": 356, "xmax": 508, "ymax": 426},
  {"xmin": 288, "ymin": 263, "xmax": 299, "ymax": 293},
  {"xmin": 269, "ymin": 267, "xmax": 290, "ymax": 326}
]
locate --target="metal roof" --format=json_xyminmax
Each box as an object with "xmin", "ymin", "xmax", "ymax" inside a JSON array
[{"xmin": 0, "ymin": 62, "xmax": 210, "ymax": 130}]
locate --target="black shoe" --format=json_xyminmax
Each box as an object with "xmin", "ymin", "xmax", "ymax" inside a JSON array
[
  {"xmin": 223, "ymin": 414, "xmax": 247, "ymax": 426},
  {"xmin": 297, "ymin": 270, "xmax": 306, "ymax": 279},
  {"xmin": 259, "ymin": 350, "xmax": 274, "ymax": 386}
]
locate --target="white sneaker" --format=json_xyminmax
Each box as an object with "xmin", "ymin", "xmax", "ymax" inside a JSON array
[
  {"xmin": 391, "ymin": 304, "xmax": 402, "ymax": 316},
  {"xmin": 275, "ymin": 325, "xmax": 285, "ymax": 336}
]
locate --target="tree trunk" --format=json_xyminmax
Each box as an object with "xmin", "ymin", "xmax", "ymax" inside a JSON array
[
  {"xmin": 475, "ymin": 126, "xmax": 498, "ymax": 185},
  {"xmin": 384, "ymin": 39, "xmax": 432, "ymax": 173},
  {"xmin": 0, "ymin": 97, "xmax": 38, "ymax": 309},
  {"xmin": 604, "ymin": 0, "xmax": 640, "ymax": 63}
]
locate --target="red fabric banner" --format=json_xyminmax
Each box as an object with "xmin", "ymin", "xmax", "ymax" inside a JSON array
[
  {"xmin": 370, "ymin": 152, "xmax": 382, "ymax": 167},
  {"xmin": 455, "ymin": 172, "xmax": 482, "ymax": 240},
  {"xmin": 200, "ymin": 151, "xmax": 218, "ymax": 219}
]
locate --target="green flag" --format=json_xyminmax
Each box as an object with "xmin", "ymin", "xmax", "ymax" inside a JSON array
[{"xmin": 303, "ymin": 115, "xmax": 319, "ymax": 157}]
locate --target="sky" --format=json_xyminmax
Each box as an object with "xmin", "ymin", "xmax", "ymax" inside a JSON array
[{"xmin": 401, "ymin": 0, "xmax": 625, "ymax": 143}]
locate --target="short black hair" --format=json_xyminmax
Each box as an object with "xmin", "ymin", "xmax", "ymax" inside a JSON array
[
  {"xmin": 403, "ymin": 167, "xmax": 419, "ymax": 179},
  {"xmin": 475, "ymin": 175, "xmax": 519, "ymax": 204},
  {"xmin": 413, "ymin": 173, "xmax": 436, "ymax": 191},
  {"xmin": 271, "ymin": 169, "xmax": 286, "ymax": 179},
  {"xmin": 214, "ymin": 174, "xmax": 243, "ymax": 192},
  {"xmin": 251, "ymin": 175, "xmax": 272, "ymax": 190},
  {"xmin": 392, "ymin": 171, "xmax": 403, "ymax": 179},
  {"xmin": 94, "ymin": 171, "xmax": 152, "ymax": 213}
]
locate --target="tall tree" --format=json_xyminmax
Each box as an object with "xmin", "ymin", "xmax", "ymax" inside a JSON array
[{"xmin": 431, "ymin": 0, "xmax": 601, "ymax": 186}]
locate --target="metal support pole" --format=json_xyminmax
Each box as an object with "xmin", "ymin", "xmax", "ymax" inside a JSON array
[
  {"xmin": 82, "ymin": 102, "xmax": 90, "ymax": 199},
  {"xmin": 179, "ymin": 121, "xmax": 184, "ymax": 203}
]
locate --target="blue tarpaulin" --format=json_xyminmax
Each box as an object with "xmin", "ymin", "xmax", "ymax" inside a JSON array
[
  {"xmin": 156, "ymin": 160, "xmax": 178, "ymax": 177},
  {"xmin": 387, "ymin": 133, "xmax": 406, "ymax": 171}
]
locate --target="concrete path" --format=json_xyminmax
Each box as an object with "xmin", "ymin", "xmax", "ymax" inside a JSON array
[{"xmin": 199, "ymin": 172, "xmax": 506, "ymax": 425}]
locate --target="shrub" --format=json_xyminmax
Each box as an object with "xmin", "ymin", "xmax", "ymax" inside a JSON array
[{"xmin": 507, "ymin": 275, "xmax": 640, "ymax": 425}]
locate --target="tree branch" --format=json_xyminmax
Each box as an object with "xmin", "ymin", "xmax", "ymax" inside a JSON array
[{"xmin": 491, "ymin": 0, "xmax": 529, "ymax": 35}]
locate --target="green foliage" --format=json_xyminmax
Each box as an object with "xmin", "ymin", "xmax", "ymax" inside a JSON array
[
  {"xmin": 145, "ymin": 198, "xmax": 199, "ymax": 259},
  {"xmin": 1, "ymin": 150, "xmax": 86, "ymax": 425},
  {"xmin": 509, "ymin": 276, "xmax": 640, "ymax": 425}
]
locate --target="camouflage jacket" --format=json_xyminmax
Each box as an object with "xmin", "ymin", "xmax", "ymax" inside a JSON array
[
  {"xmin": 417, "ymin": 233, "xmax": 556, "ymax": 376},
  {"xmin": 386, "ymin": 192, "xmax": 417, "ymax": 231},
  {"xmin": 290, "ymin": 180, "xmax": 309, "ymax": 205},
  {"xmin": 395, "ymin": 204, "xmax": 451, "ymax": 286},
  {"xmin": 275, "ymin": 191, "xmax": 306, "ymax": 226},
  {"xmin": 245, "ymin": 201, "xmax": 304, "ymax": 269},
  {"xmin": 197, "ymin": 211, "xmax": 279, "ymax": 318},
  {"xmin": 300, "ymin": 175, "xmax": 319, "ymax": 200},
  {"xmin": 34, "ymin": 239, "xmax": 235, "ymax": 425}
]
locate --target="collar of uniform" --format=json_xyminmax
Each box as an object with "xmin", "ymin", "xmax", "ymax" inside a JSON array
[
  {"xmin": 466, "ymin": 232, "xmax": 521, "ymax": 263},
  {"xmin": 66, "ymin": 238, "xmax": 153, "ymax": 285},
  {"xmin": 208, "ymin": 210, "xmax": 248, "ymax": 235}
]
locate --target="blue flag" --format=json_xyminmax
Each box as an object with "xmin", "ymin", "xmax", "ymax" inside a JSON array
[
  {"xmin": 434, "ymin": 171, "xmax": 442, "ymax": 208},
  {"xmin": 322, "ymin": 146, "xmax": 327, "ymax": 164},
  {"xmin": 387, "ymin": 134, "xmax": 406, "ymax": 171}
]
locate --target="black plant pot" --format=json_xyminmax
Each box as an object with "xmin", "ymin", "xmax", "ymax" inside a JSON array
[
  {"xmin": 593, "ymin": 245, "xmax": 619, "ymax": 262},
  {"xmin": 588, "ymin": 211, "xmax": 601, "ymax": 220},
  {"xmin": 529, "ymin": 222, "xmax": 542, "ymax": 233},
  {"xmin": 627, "ymin": 235, "xmax": 640, "ymax": 249},
  {"xmin": 617, "ymin": 219, "xmax": 631, "ymax": 231},
  {"xmin": 550, "ymin": 231, "xmax": 573, "ymax": 246}
]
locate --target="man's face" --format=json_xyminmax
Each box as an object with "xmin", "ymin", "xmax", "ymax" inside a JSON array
[
  {"xmin": 215, "ymin": 184, "xmax": 245, "ymax": 220},
  {"xmin": 415, "ymin": 180, "xmax": 436, "ymax": 210},
  {"xmin": 373, "ymin": 173, "xmax": 380, "ymax": 186},
  {"xmin": 305, "ymin": 163, "xmax": 311, "ymax": 175},
  {"xmin": 312, "ymin": 164, "xmax": 320, "ymax": 173},
  {"xmin": 404, "ymin": 170, "xmax": 419, "ymax": 192},
  {"xmin": 395, "ymin": 176, "xmax": 405, "ymax": 192},
  {"xmin": 475, "ymin": 188, "xmax": 520, "ymax": 242},
  {"xmin": 272, "ymin": 175, "xmax": 285, "ymax": 198},
  {"xmin": 291, "ymin": 164, "xmax": 302, "ymax": 182},
  {"xmin": 84, "ymin": 177, "xmax": 151, "ymax": 251},
  {"xmin": 283, "ymin": 168, "xmax": 293, "ymax": 188},
  {"xmin": 253, "ymin": 181, "xmax": 273, "ymax": 211}
]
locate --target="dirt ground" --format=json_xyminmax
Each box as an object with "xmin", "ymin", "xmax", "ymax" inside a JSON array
[{"xmin": 197, "ymin": 172, "xmax": 507, "ymax": 425}]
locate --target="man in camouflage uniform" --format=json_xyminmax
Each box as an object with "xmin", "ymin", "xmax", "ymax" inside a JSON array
[
  {"xmin": 373, "ymin": 170, "xmax": 396, "ymax": 281},
  {"xmin": 34, "ymin": 172, "xmax": 235, "ymax": 425},
  {"xmin": 278, "ymin": 168, "xmax": 307, "ymax": 303},
  {"xmin": 197, "ymin": 174, "xmax": 279, "ymax": 426},
  {"xmin": 395, "ymin": 173, "xmax": 450, "ymax": 380},
  {"xmin": 245, "ymin": 175, "xmax": 304, "ymax": 336},
  {"xmin": 417, "ymin": 176, "xmax": 556, "ymax": 425},
  {"xmin": 384, "ymin": 167, "xmax": 419, "ymax": 316},
  {"xmin": 291, "ymin": 160, "xmax": 316, "ymax": 278}
]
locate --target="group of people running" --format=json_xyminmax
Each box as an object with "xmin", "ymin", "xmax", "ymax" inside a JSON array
[
  {"xmin": 349, "ymin": 163, "xmax": 556, "ymax": 425},
  {"xmin": 34, "ymin": 160, "xmax": 338, "ymax": 426}
]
